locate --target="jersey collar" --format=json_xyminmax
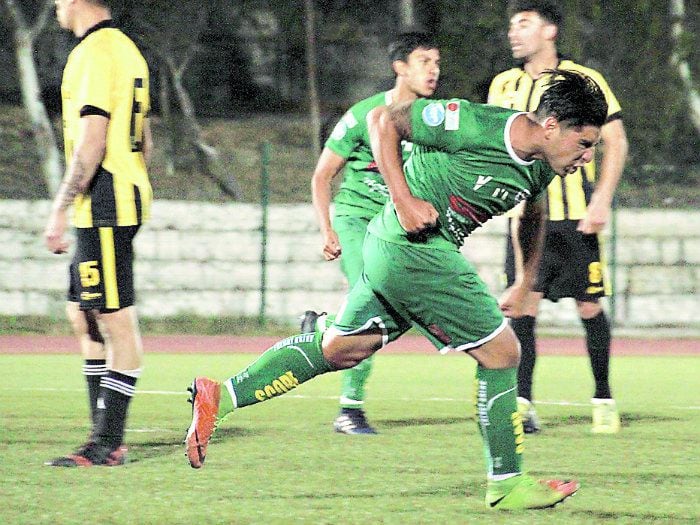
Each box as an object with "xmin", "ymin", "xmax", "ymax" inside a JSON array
[
  {"xmin": 79, "ymin": 19, "xmax": 115, "ymax": 42},
  {"xmin": 516, "ymin": 53, "xmax": 570, "ymax": 71},
  {"xmin": 504, "ymin": 112, "xmax": 535, "ymax": 166}
]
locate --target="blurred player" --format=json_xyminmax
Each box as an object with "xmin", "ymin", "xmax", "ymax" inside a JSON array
[
  {"xmin": 186, "ymin": 70, "xmax": 608, "ymax": 510},
  {"xmin": 303, "ymin": 31, "xmax": 440, "ymax": 434},
  {"xmin": 44, "ymin": 0, "xmax": 152, "ymax": 466},
  {"xmin": 488, "ymin": 0, "xmax": 628, "ymax": 434}
]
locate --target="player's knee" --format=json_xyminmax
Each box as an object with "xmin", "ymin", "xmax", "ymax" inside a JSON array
[
  {"xmin": 576, "ymin": 300, "xmax": 602, "ymax": 319},
  {"xmin": 321, "ymin": 330, "xmax": 378, "ymax": 369},
  {"xmin": 471, "ymin": 325, "xmax": 520, "ymax": 369},
  {"xmin": 66, "ymin": 302, "xmax": 88, "ymax": 336},
  {"xmin": 321, "ymin": 336, "xmax": 359, "ymax": 369}
]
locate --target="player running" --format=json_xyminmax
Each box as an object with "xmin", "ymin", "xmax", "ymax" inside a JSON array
[
  {"xmin": 304, "ymin": 31, "xmax": 440, "ymax": 434},
  {"xmin": 185, "ymin": 69, "xmax": 607, "ymax": 510}
]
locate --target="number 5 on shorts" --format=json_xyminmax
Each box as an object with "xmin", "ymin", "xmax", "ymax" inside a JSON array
[{"xmin": 79, "ymin": 260, "xmax": 101, "ymax": 287}]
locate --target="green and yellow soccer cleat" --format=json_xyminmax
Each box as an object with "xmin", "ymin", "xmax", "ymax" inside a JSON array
[
  {"xmin": 517, "ymin": 396, "xmax": 541, "ymax": 434},
  {"xmin": 486, "ymin": 474, "xmax": 579, "ymax": 510},
  {"xmin": 591, "ymin": 398, "xmax": 621, "ymax": 434}
]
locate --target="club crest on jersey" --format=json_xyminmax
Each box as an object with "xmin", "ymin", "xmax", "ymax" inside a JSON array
[
  {"xmin": 445, "ymin": 101, "xmax": 460, "ymax": 130},
  {"xmin": 422, "ymin": 102, "xmax": 445, "ymax": 127}
]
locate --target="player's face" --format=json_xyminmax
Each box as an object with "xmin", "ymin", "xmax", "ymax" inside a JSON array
[
  {"xmin": 544, "ymin": 123, "xmax": 600, "ymax": 176},
  {"xmin": 402, "ymin": 47, "xmax": 441, "ymax": 97},
  {"xmin": 508, "ymin": 11, "xmax": 554, "ymax": 60}
]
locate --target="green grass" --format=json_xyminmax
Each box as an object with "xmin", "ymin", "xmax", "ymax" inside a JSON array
[{"xmin": 1, "ymin": 352, "xmax": 698, "ymax": 524}]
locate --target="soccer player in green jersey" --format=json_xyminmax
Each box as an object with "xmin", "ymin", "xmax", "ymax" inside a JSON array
[
  {"xmin": 186, "ymin": 70, "xmax": 607, "ymax": 510},
  {"xmin": 304, "ymin": 32, "xmax": 440, "ymax": 434}
]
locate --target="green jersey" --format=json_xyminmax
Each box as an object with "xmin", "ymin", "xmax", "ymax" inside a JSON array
[
  {"xmin": 368, "ymin": 98, "xmax": 557, "ymax": 250},
  {"xmin": 326, "ymin": 91, "xmax": 413, "ymax": 219}
]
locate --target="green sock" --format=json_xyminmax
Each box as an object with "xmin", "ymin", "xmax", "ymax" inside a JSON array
[
  {"xmin": 475, "ymin": 366, "xmax": 524, "ymax": 478},
  {"xmin": 340, "ymin": 354, "xmax": 374, "ymax": 408},
  {"xmin": 218, "ymin": 330, "xmax": 333, "ymax": 416}
]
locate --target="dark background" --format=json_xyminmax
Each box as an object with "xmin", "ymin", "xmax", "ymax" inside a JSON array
[{"xmin": 1, "ymin": 0, "xmax": 698, "ymax": 202}]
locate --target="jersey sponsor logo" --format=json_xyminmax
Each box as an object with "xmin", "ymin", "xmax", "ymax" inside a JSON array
[
  {"xmin": 445, "ymin": 101, "xmax": 460, "ymax": 131},
  {"xmin": 254, "ymin": 371, "xmax": 300, "ymax": 402},
  {"xmin": 473, "ymin": 175, "xmax": 493, "ymax": 191},
  {"xmin": 362, "ymin": 176, "xmax": 390, "ymax": 197},
  {"xmin": 445, "ymin": 195, "xmax": 495, "ymax": 245},
  {"xmin": 80, "ymin": 291, "xmax": 102, "ymax": 301},
  {"xmin": 422, "ymin": 102, "xmax": 445, "ymax": 127},
  {"xmin": 449, "ymin": 195, "xmax": 493, "ymax": 225}
]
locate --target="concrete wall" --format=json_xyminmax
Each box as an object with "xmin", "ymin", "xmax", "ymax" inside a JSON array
[{"xmin": 2, "ymin": 200, "xmax": 698, "ymax": 328}]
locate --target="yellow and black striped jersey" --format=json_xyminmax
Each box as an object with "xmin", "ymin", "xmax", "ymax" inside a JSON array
[
  {"xmin": 488, "ymin": 59, "xmax": 621, "ymax": 221},
  {"xmin": 61, "ymin": 20, "xmax": 152, "ymax": 228}
]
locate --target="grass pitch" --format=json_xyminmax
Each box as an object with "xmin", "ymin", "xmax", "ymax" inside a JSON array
[{"xmin": 1, "ymin": 352, "xmax": 698, "ymax": 524}]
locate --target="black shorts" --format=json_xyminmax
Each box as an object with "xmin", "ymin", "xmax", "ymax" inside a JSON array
[
  {"xmin": 505, "ymin": 219, "xmax": 606, "ymax": 302},
  {"xmin": 68, "ymin": 225, "xmax": 140, "ymax": 312}
]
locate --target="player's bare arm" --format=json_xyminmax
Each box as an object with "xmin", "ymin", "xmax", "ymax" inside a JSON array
[
  {"xmin": 500, "ymin": 199, "xmax": 546, "ymax": 318},
  {"xmin": 311, "ymin": 147, "xmax": 347, "ymax": 260},
  {"xmin": 579, "ymin": 118, "xmax": 628, "ymax": 234},
  {"xmin": 44, "ymin": 114, "xmax": 108, "ymax": 254},
  {"xmin": 367, "ymin": 103, "xmax": 438, "ymax": 235}
]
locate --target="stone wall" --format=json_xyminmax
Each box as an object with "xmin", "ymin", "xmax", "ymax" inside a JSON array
[{"xmin": 2, "ymin": 200, "xmax": 698, "ymax": 328}]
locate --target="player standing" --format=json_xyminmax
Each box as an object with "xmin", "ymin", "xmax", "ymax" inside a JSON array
[
  {"xmin": 44, "ymin": 0, "xmax": 153, "ymax": 466},
  {"xmin": 488, "ymin": 0, "xmax": 628, "ymax": 433}
]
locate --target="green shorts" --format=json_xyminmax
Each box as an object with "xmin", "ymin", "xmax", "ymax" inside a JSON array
[
  {"xmin": 332, "ymin": 215, "xmax": 371, "ymax": 287},
  {"xmin": 332, "ymin": 232, "xmax": 507, "ymax": 353}
]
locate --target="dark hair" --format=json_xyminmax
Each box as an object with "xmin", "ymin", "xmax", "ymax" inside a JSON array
[
  {"xmin": 535, "ymin": 69, "xmax": 608, "ymax": 128},
  {"xmin": 507, "ymin": 0, "xmax": 563, "ymax": 27},
  {"xmin": 388, "ymin": 31, "xmax": 438, "ymax": 62}
]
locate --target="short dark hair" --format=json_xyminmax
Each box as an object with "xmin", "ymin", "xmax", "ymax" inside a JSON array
[
  {"xmin": 535, "ymin": 69, "xmax": 608, "ymax": 128},
  {"xmin": 388, "ymin": 31, "xmax": 438, "ymax": 63},
  {"xmin": 507, "ymin": 0, "xmax": 563, "ymax": 27}
]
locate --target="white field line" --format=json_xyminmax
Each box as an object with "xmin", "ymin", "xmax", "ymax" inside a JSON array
[{"xmin": 5, "ymin": 387, "xmax": 700, "ymax": 410}]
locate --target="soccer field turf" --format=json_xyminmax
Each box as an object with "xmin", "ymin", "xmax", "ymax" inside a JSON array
[{"xmin": 1, "ymin": 352, "xmax": 698, "ymax": 524}]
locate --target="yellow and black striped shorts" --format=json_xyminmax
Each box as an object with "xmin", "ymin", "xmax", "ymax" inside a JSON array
[{"xmin": 68, "ymin": 225, "xmax": 140, "ymax": 312}]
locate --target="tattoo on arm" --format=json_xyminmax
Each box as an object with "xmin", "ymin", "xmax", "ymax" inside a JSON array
[{"xmin": 55, "ymin": 158, "xmax": 88, "ymax": 211}]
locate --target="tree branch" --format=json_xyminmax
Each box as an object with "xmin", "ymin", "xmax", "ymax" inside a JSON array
[
  {"xmin": 29, "ymin": 0, "xmax": 55, "ymax": 41},
  {"xmin": 3, "ymin": 0, "xmax": 29, "ymax": 32},
  {"xmin": 669, "ymin": 0, "xmax": 700, "ymax": 133}
]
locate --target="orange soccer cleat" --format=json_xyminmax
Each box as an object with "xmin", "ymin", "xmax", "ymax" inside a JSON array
[{"xmin": 185, "ymin": 377, "xmax": 221, "ymax": 469}]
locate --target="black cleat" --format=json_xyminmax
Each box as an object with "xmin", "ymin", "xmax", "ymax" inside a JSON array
[
  {"xmin": 333, "ymin": 408, "xmax": 378, "ymax": 435},
  {"xmin": 300, "ymin": 310, "xmax": 323, "ymax": 333},
  {"xmin": 45, "ymin": 441, "xmax": 127, "ymax": 467}
]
